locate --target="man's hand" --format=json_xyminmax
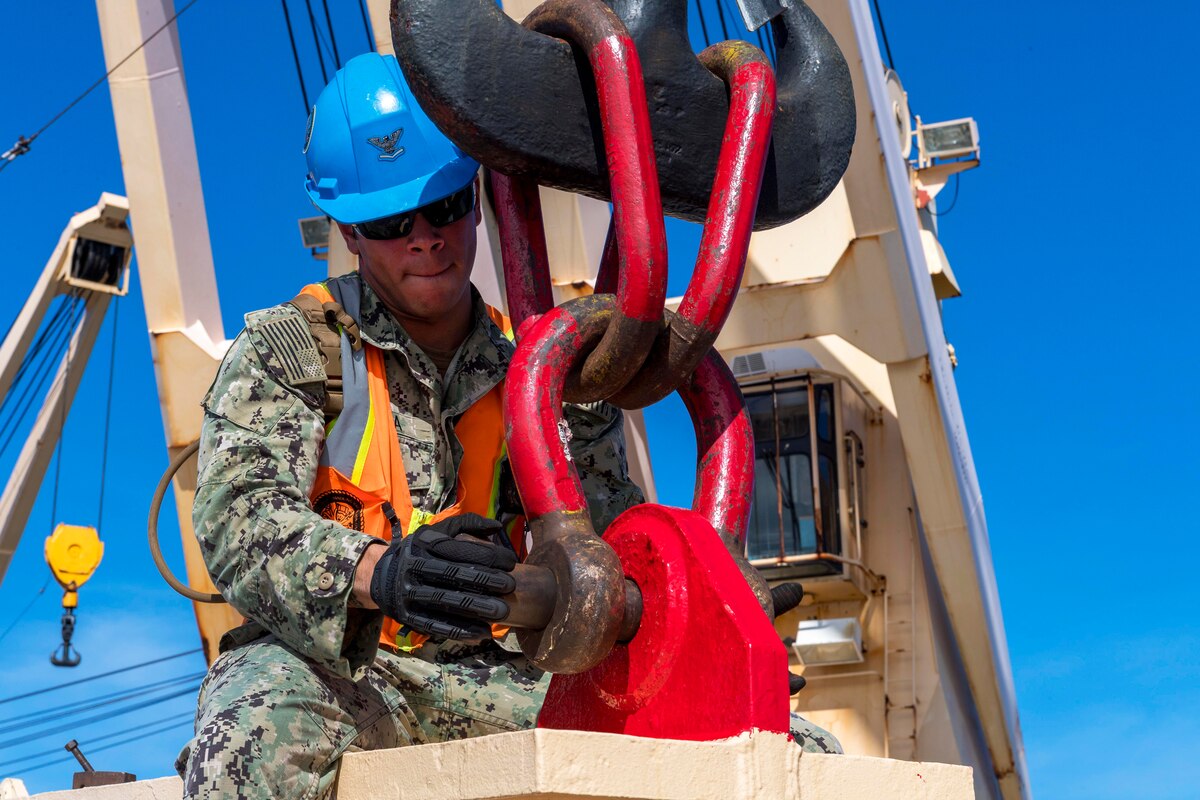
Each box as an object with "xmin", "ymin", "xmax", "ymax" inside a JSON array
[{"xmin": 367, "ymin": 513, "xmax": 517, "ymax": 640}]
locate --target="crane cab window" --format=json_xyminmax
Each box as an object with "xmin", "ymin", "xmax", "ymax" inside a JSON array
[{"xmin": 744, "ymin": 379, "xmax": 842, "ymax": 577}]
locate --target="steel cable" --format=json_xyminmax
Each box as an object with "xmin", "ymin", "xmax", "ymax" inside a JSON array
[
  {"xmin": 357, "ymin": 0, "xmax": 375, "ymax": 51},
  {"xmin": 0, "ymin": 647, "xmax": 202, "ymax": 706},
  {"xmin": 926, "ymin": 173, "xmax": 961, "ymax": 217},
  {"xmin": 0, "ymin": 713, "xmax": 194, "ymax": 774},
  {"xmin": 0, "ymin": 294, "xmax": 78, "ymax": 420},
  {"xmin": 95, "ymin": 299, "xmax": 119, "ymax": 534},
  {"xmin": 321, "ymin": 0, "xmax": 342, "ymax": 67},
  {"xmin": 871, "ymin": 0, "xmax": 896, "ymax": 70},
  {"xmin": 0, "ymin": 670, "xmax": 206, "ymax": 729},
  {"xmin": 693, "ymin": 0, "xmax": 711, "ymax": 48},
  {"xmin": 712, "ymin": 0, "xmax": 731, "ymax": 41},
  {"xmin": 280, "ymin": 0, "xmax": 312, "ymax": 115},
  {"xmin": 0, "ymin": 0, "xmax": 202, "ymax": 175},
  {"xmin": 49, "ymin": 296, "xmax": 77, "ymax": 527},
  {"xmin": 0, "ymin": 578, "xmax": 51, "ymax": 646},
  {"xmin": 305, "ymin": 0, "xmax": 330, "ymax": 84},
  {"xmin": 0, "ymin": 293, "xmax": 76, "ymax": 410},
  {"xmin": 0, "ymin": 683, "xmax": 201, "ymax": 750},
  {"xmin": 0, "ymin": 295, "xmax": 86, "ymax": 461}
]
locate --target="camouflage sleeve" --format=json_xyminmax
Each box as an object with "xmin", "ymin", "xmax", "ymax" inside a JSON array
[
  {"xmin": 564, "ymin": 401, "xmax": 646, "ymax": 534},
  {"xmin": 193, "ymin": 305, "xmax": 384, "ymax": 680}
]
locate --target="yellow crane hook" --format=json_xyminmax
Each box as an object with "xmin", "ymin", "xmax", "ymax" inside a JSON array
[{"xmin": 44, "ymin": 524, "xmax": 104, "ymax": 667}]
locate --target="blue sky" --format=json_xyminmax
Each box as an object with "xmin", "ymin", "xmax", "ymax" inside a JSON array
[{"xmin": 0, "ymin": 1, "xmax": 1196, "ymax": 796}]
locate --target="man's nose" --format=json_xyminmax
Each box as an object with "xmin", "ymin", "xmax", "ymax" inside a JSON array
[{"xmin": 406, "ymin": 214, "xmax": 444, "ymax": 254}]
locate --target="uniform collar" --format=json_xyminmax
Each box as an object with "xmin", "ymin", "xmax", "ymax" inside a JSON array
[{"xmin": 331, "ymin": 272, "xmax": 512, "ymax": 409}]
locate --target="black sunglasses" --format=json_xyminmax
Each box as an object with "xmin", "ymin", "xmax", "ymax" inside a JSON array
[{"xmin": 353, "ymin": 183, "xmax": 476, "ymax": 241}]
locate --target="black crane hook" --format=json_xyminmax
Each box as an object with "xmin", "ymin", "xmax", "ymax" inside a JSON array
[
  {"xmin": 391, "ymin": 0, "xmax": 855, "ymax": 230},
  {"xmin": 50, "ymin": 607, "xmax": 82, "ymax": 667}
]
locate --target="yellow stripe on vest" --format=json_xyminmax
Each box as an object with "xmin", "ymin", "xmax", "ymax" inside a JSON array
[{"xmin": 351, "ymin": 392, "xmax": 375, "ymax": 485}]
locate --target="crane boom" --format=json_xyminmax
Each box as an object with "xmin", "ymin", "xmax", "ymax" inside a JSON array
[{"xmin": 0, "ymin": 195, "xmax": 130, "ymax": 585}]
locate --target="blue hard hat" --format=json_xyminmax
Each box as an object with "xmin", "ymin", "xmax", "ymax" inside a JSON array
[{"xmin": 303, "ymin": 52, "xmax": 480, "ymax": 224}]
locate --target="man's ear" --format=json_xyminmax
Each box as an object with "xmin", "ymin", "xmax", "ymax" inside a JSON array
[
  {"xmin": 336, "ymin": 222, "xmax": 361, "ymax": 255},
  {"xmin": 473, "ymin": 175, "xmax": 483, "ymax": 225}
]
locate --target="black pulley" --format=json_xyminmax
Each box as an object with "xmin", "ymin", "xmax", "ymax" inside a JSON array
[{"xmin": 391, "ymin": 0, "xmax": 855, "ymax": 230}]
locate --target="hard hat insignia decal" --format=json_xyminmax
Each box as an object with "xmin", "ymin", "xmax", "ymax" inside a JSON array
[{"xmin": 367, "ymin": 127, "xmax": 405, "ymax": 161}]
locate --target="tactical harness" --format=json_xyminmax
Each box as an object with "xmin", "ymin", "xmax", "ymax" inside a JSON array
[{"xmin": 287, "ymin": 290, "xmax": 362, "ymax": 419}]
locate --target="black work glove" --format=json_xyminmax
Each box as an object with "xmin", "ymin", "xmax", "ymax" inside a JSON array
[
  {"xmin": 771, "ymin": 582, "xmax": 808, "ymax": 695},
  {"xmin": 369, "ymin": 512, "xmax": 518, "ymax": 641}
]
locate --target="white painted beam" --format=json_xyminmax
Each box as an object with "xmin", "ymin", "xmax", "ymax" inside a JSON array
[{"xmin": 96, "ymin": 0, "xmax": 241, "ymax": 660}]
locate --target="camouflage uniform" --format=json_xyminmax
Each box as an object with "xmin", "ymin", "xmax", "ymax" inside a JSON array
[{"xmin": 176, "ymin": 273, "xmax": 838, "ymax": 800}]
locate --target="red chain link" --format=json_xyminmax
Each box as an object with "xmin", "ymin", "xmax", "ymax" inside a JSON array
[{"xmin": 493, "ymin": 0, "xmax": 780, "ymax": 669}]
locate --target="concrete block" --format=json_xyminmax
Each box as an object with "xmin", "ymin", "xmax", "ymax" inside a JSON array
[
  {"xmin": 31, "ymin": 776, "xmax": 181, "ymax": 799},
  {"xmin": 25, "ymin": 732, "xmax": 973, "ymax": 800},
  {"xmin": 336, "ymin": 729, "xmax": 973, "ymax": 800}
]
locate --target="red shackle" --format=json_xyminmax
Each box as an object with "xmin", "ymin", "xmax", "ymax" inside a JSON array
[
  {"xmin": 491, "ymin": 0, "xmax": 667, "ymax": 399},
  {"xmin": 505, "ymin": 295, "xmax": 769, "ymax": 674}
]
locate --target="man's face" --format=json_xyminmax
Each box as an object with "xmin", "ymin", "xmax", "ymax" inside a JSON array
[{"xmin": 338, "ymin": 178, "xmax": 481, "ymax": 325}]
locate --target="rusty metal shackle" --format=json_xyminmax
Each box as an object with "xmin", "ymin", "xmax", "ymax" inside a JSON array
[
  {"xmin": 485, "ymin": 175, "xmax": 553, "ymax": 333},
  {"xmin": 676, "ymin": 347, "xmax": 772, "ymax": 616},
  {"xmin": 485, "ymin": 0, "xmax": 668, "ymax": 402},
  {"xmin": 505, "ymin": 295, "xmax": 768, "ymax": 673},
  {"xmin": 504, "ymin": 295, "xmax": 627, "ymax": 673},
  {"xmin": 599, "ymin": 41, "xmax": 776, "ymax": 409},
  {"xmin": 391, "ymin": 0, "xmax": 854, "ymax": 229},
  {"xmin": 490, "ymin": 27, "xmax": 774, "ymax": 408}
]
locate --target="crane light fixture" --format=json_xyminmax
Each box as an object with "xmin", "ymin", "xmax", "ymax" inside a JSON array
[
  {"xmin": 916, "ymin": 117, "xmax": 980, "ymax": 165},
  {"xmin": 298, "ymin": 215, "xmax": 331, "ymax": 250},
  {"xmin": 791, "ymin": 617, "xmax": 864, "ymax": 667}
]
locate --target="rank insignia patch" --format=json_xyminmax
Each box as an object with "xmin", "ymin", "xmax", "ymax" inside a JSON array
[{"xmin": 367, "ymin": 127, "xmax": 405, "ymax": 161}]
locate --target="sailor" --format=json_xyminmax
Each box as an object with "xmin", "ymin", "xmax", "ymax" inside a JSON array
[{"xmin": 175, "ymin": 52, "xmax": 839, "ymax": 800}]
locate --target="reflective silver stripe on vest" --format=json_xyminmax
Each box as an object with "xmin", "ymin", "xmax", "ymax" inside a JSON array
[{"xmin": 318, "ymin": 281, "xmax": 372, "ymax": 477}]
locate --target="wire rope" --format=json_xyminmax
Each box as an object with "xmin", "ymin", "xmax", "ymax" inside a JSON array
[
  {"xmin": 79, "ymin": 710, "xmax": 195, "ymax": 749},
  {"xmin": 692, "ymin": 0, "xmax": 711, "ymax": 49},
  {"xmin": 280, "ymin": 0, "xmax": 312, "ymax": 115},
  {"xmin": 357, "ymin": 0, "xmax": 376, "ymax": 51},
  {"xmin": 0, "ymin": 295, "xmax": 85, "ymax": 462},
  {"xmin": 0, "ymin": 647, "xmax": 202, "ymax": 706},
  {"xmin": 926, "ymin": 173, "xmax": 960, "ymax": 217},
  {"xmin": 305, "ymin": 0, "xmax": 330, "ymax": 85},
  {"xmin": 0, "ymin": 577, "xmax": 51, "ymax": 646},
  {"xmin": 0, "ymin": 683, "xmax": 201, "ymax": 750},
  {"xmin": 0, "ymin": 713, "xmax": 194, "ymax": 775},
  {"xmin": 0, "ymin": 301, "xmax": 81, "ymax": 467},
  {"xmin": 49, "ymin": 295, "xmax": 87, "ymax": 528},
  {"xmin": 321, "ymin": 0, "xmax": 342, "ymax": 67},
  {"xmin": 719, "ymin": 0, "xmax": 745, "ymax": 38},
  {"xmin": 871, "ymin": 0, "xmax": 896, "ymax": 70},
  {"xmin": 0, "ymin": 0, "xmax": 203, "ymax": 174},
  {"xmin": 95, "ymin": 299, "xmax": 119, "ymax": 534},
  {"xmin": 712, "ymin": 0, "xmax": 731, "ymax": 42},
  {"xmin": 309, "ymin": 5, "xmax": 340, "ymax": 73},
  {"xmin": 0, "ymin": 293, "xmax": 75, "ymax": 409},
  {"xmin": 0, "ymin": 670, "xmax": 206, "ymax": 729},
  {"xmin": 0, "ymin": 293, "xmax": 78, "ymax": 423}
]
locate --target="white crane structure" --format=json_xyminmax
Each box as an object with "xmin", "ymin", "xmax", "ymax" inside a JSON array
[
  {"xmin": 0, "ymin": 193, "xmax": 131, "ymax": 585},
  {"xmin": 0, "ymin": 1, "xmax": 1029, "ymax": 798}
]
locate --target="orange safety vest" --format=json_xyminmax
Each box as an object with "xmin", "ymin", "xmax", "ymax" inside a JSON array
[{"xmin": 298, "ymin": 282, "xmax": 520, "ymax": 652}]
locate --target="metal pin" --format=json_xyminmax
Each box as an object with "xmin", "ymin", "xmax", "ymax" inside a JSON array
[{"xmin": 64, "ymin": 740, "xmax": 94, "ymax": 772}]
